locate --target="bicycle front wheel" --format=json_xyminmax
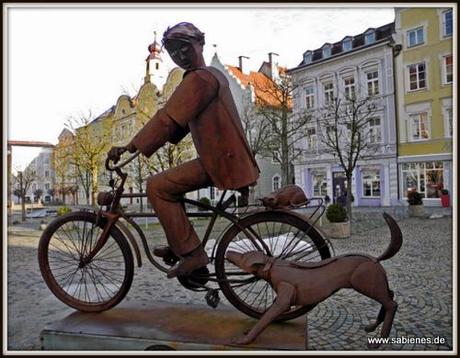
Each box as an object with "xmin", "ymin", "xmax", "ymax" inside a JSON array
[
  {"xmin": 38, "ymin": 211, "xmax": 134, "ymax": 312},
  {"xmin": 215, "ymin": 210, "xmax": 331, "ymax": 321}
]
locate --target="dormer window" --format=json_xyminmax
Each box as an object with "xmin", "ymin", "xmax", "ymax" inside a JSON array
[
  {"xmin": 343, "ymin": 38, "xmax": 352, "ymax": 52},
  {"xmin": 322, "ymin": 45, "xmax": 331, "ymax": 58},
  {"xmin": 303, "ymin": 51, "xmax": 312, "ymax": 64},
  {"xmin": 365, "ymin": 30, "xmax": 375, "ymax": 45}
]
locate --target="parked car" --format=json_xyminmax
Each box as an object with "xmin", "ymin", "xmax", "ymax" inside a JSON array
[{"xmin": 26, "ymin": 208, "xmax": 58, "ymax": 218}]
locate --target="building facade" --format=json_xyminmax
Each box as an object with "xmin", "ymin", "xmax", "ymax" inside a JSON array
[
  {"xmin": 209, "ymin": 52, "xmax": 285, "ymax": 203},
  {"xmin": 394, "ymin": 7, "xmax": 453, "ymax": 206},
  {"xmin": 288, "ymin": 22, "xmax": 399, "ymax": 206},
  {"xmin": 24, "ymin": 148, "xmax": 55, "ymax": 203}
]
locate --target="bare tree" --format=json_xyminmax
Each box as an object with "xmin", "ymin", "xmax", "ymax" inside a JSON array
[
  {"xmin": 13, "ymin": 168, "xmax": 36, "ymax": 222},
  {"xmin": 252, "ymin": 72, "xmax": 312, "ymax": 185},
  {"xmin": 316, "ymin": 94, "xmax": 379, "ymax": 220},
  {"xmin": 52, "ymin": 131, "xmax": 76, "ymax": 205},
  {"xmin": 66, "ymin": 111, "xmax": 112, "ymax": 206}
]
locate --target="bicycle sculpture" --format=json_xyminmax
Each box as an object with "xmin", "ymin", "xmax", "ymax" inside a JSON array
[{"xmin": 38, "ymin": 150, "xmax": 333, "ymax": 322}]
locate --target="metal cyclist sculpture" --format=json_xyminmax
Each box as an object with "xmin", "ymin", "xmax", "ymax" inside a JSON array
[{"xmin": 108, "ymin": 22, "xmax": 260, "ymax": 279}]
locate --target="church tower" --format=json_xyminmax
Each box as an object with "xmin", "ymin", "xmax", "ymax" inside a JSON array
[{"xmin": 144, "ymin": 31, "xmax": 167, "ymax": 90}]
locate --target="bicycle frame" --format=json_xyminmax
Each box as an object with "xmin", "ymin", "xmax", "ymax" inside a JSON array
[{"xmin": 84, "ymin": 155, "xmax": 270, "ymax": 272}]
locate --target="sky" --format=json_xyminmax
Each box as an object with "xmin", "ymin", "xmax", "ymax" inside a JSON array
[{"xmin": 5, "ymin": 4, "xmax": 395, "ymax": 170}]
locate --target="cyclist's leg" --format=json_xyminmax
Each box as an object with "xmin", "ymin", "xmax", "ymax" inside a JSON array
[{"xmin": 146, "ymin": 158, "xmax": 212, "ymax": 257}]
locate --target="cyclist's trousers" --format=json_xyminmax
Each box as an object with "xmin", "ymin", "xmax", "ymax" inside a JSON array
[{"xmin": 146, "ymin": 158, "xmax": 213, "ymax": 256}]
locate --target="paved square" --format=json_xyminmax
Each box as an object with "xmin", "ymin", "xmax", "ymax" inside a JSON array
[{"xmin": 6, "ymin": 214, "xmax": 453, "ymax": 351}]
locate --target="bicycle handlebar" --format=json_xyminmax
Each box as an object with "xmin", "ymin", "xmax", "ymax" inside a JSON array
[{"xmin": 105, "ymin": 151, "xmax": 140, "ymax": 171}]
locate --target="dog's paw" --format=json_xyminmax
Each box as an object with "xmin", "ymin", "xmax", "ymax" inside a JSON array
[
  {"xmin": 364, "ymin": 322, "xmax": 379, "ymax": 332},
  {"xmin": 231, "ymin": 335, "xmax": 252, "ymax": 345}
]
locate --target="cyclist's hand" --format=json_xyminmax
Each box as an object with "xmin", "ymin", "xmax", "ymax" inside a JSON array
[{"xmin": 107, "ymin": 146, "xmax": 127, "ymax": 164}]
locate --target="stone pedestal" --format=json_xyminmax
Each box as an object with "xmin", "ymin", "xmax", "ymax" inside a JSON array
[{"xmin": 40, "ymin": 301, "xmax": 308, "ymax": 350}]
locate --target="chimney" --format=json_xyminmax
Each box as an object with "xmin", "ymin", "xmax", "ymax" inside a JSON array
[
  {"xmin": 238, "ymin": 55, "xmax": 249, "ymax": 73},
  {"xmin": 268, "ymin": 52, "xmax": 279, "ymax": 79}
]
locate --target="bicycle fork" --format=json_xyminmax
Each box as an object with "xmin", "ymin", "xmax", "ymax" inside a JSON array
[{"xmin": 80, "ymin": 211, "xmax": 120, "ymax": 267}]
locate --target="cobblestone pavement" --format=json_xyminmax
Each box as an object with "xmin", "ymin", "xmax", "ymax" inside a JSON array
[{"xmin": 6, "ymin": 212, "xmax": 454, "ymax": 352}]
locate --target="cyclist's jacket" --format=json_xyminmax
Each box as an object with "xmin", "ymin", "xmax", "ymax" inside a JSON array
[{"xmin": 129, "ymin": 66, "xmax": 260, "ymax": 190}]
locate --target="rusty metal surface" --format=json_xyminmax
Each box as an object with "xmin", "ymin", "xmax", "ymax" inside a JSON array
[
  {"xmin": 225, "ymin": 213, "xmax": 403, "ymax": 347},
  {"xmin": 42, "ymin": 301, "xmax": 306, "ymax": 350}
]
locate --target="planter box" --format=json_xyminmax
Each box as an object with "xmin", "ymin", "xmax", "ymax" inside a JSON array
[
  {"xmin": 324, "ymin": 221, "xmax": 350, "ymax": 239},
  {"xmin": 408, "ymin": 205, "xmax": 425, "ymax": 217},
  {"xmin": 441, "ymin": 194, "xmax": 450, "ymax": 207}
]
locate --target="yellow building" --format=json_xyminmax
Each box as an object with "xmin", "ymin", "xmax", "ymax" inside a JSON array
[{"xmin": 394, "ymin": 7, "xmax": 454, "ymax": 206}]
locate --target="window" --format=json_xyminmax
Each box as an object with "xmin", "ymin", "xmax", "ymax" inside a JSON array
[
  {"xmin": 442, "ymin": 55, "xmax": 453, "ymax": 84},
  {"xmin": 409, "ymin": 112, "xmax": 430, "ymax": 141},
  {"xmin": 272, "ymin": 151, "xmax": 280, "ymax": 163},
  {"xmin": 368, "ymin": 117, "xmax": 382, "ymax": 143},
  {"xmin": 443, "ymin": 10, "xmax": 453, "ymax": 37},
  {"xmin": 272, "ymin": 175, "xmax": 281, "ymax": 191},
  {"xmin": 408, "ymin": 62, "xmax": 426, "ymax": 90},
  {"xmin": 365, "ymin": 31, "xmax": 375, "ymax": 44},
  {"xmin": 444, "ymin": 107, "xmax": 453, "ymax": 137},
  {"xmin": 209, "ymin": 186, "xmax": 215, "ymax": 200},
  {"xmin": 45, "ymin": 170, "xmax": 49, "ymax": 178},
  {"xmin": 325, "ymin": 125, "xmax": 335, "ymax": 139},
  {"xmin": 45, "ymin": 183, "xmax": 50, "ymax": 191},
  {"xmin": 366, "ymin": 70, "xmax": 379, "ymax": 96},
  {"xmin": 305, "ymin": 86, "xmax": 315, "ymax": 109},
  {"xmin": 344, "ymin": 77, "xmax": 355, "ymax": 100},
  {"xmin": 303, "ymin": 51, "xmax": 312, "ymax": 64},
  {"xmin": 362, "ymin": 170, "xmax": 380, "ymax": 197},
  {"xmin": 323, "ymin": 46, "xmax": 331, "ymax": 58},
  {"xmin": 312, "ymin": 172, "xmax": 327, "ymax": 196},
  {"xmin": 346, "ymin": 123, "xmax": 353, "ymax": 139},
  {"xmin": 323, "ymin": 82, "xmax": 334, "ymax": 105},
  {"xmin": 306, "ymin": 128, "xmax": 317, "ymax": 150},
  {"xmin": 402, "ymin": 162, "xmax": 444, "ymax": 198},
  {"xmin": 343, "ymin": 39, "xmax": 352, "ymax": 52},
  {"xmin": 407, "ymin": 27, "xmax": 424, "ymax": 47}
]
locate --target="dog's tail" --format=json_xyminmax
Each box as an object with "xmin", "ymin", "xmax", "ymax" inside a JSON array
[{"xmin": 376, "ymin": 212, "xmax": 403, "ymax": 262}]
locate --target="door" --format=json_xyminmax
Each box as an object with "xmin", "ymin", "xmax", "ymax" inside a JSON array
[{"xmin": 332, "ymin": 172, "xmax": 347, "ymax": 204}]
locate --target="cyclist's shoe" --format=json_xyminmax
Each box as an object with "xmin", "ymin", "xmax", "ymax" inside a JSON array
[
  {"xmin": 153, "ymin": 245, "xmax": 173, "ymax": 258},
  {"xmin": 167, "ymin": 246, "xmax": 209, "ymax": 279}
]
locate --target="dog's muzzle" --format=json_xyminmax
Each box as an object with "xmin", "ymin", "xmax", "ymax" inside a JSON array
[{"xmin": 226, "ymin": 250, "xmax": 243, "ymax": 265}]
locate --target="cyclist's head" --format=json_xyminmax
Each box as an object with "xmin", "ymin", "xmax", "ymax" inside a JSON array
[
  {"xmin": 162, "ymin": 22, "xmax": 205, "ymax": 47},
  {"xmin": 162, "ymin": 22, "xmax": 205, "ymax": 70}
]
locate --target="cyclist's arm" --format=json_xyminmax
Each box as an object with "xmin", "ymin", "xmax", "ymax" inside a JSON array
[{"xmin": 128, "ymin": 70, "xmax": 218, "ymax": 157}]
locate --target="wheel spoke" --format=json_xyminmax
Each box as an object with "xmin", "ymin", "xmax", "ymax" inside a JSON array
[{"xmin": 39, "ymin": 213, "xmax": 133, "ymax": 311}]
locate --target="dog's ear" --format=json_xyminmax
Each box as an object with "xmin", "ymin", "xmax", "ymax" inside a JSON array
[{"xmin": 245, "ymin": 251, "xmax": 267, "ymax": 267}]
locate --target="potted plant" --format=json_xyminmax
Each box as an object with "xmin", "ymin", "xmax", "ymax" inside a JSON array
[
  {"xmin": 440, "ymin": 189, "xmax": 450, "ymax": 207},
  {"xmin": 407, "ymin": 190, "xmax": 425, "ymax": 217},
  {"xmin": 324, "ymin": 203, "xmax": 350, "ymax": 239}
]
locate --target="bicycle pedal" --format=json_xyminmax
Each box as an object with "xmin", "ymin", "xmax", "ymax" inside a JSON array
[
  {"xmin": 177, "ymin": 266, "xmax": 209, "ymax": 290},
  {"xmin": 205, "ymin": 289, "xmax": 220, "ymax": 309}
]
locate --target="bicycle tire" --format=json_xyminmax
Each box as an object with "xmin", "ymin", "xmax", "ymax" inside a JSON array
[
  {"xmin": 38, "ymin": 211, "xmax": 134, "ymax": 312},
  {"xmin": 215, "ymin": 210, "xmax": 331, "ymax": 321}
]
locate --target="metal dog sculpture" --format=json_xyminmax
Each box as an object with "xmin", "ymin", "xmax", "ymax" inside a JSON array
[
  {"xmin": 226, "ymin": 212, "xmax": 403, "ymax": 348},
  {"xmin": 260, "ymin": 184, "xmax": 308, "ymax": 209}
]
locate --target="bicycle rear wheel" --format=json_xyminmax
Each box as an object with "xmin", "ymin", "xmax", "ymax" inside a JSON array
[
  {"xmin": 38, "ymin": 211, "xmax": 134, "ymax": 312},
  {"xmin": 215, "ymin": 210, "xmax": 331, "ymax": 321}
]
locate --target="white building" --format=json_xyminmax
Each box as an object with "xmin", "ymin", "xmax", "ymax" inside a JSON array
[
  {"xmin": 24, "ymin": 147, "xmax": 55, "ymax": 203},
  {"xmin": 288, "ymin": 22, "xmax": 399, "ymax": 207}
]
